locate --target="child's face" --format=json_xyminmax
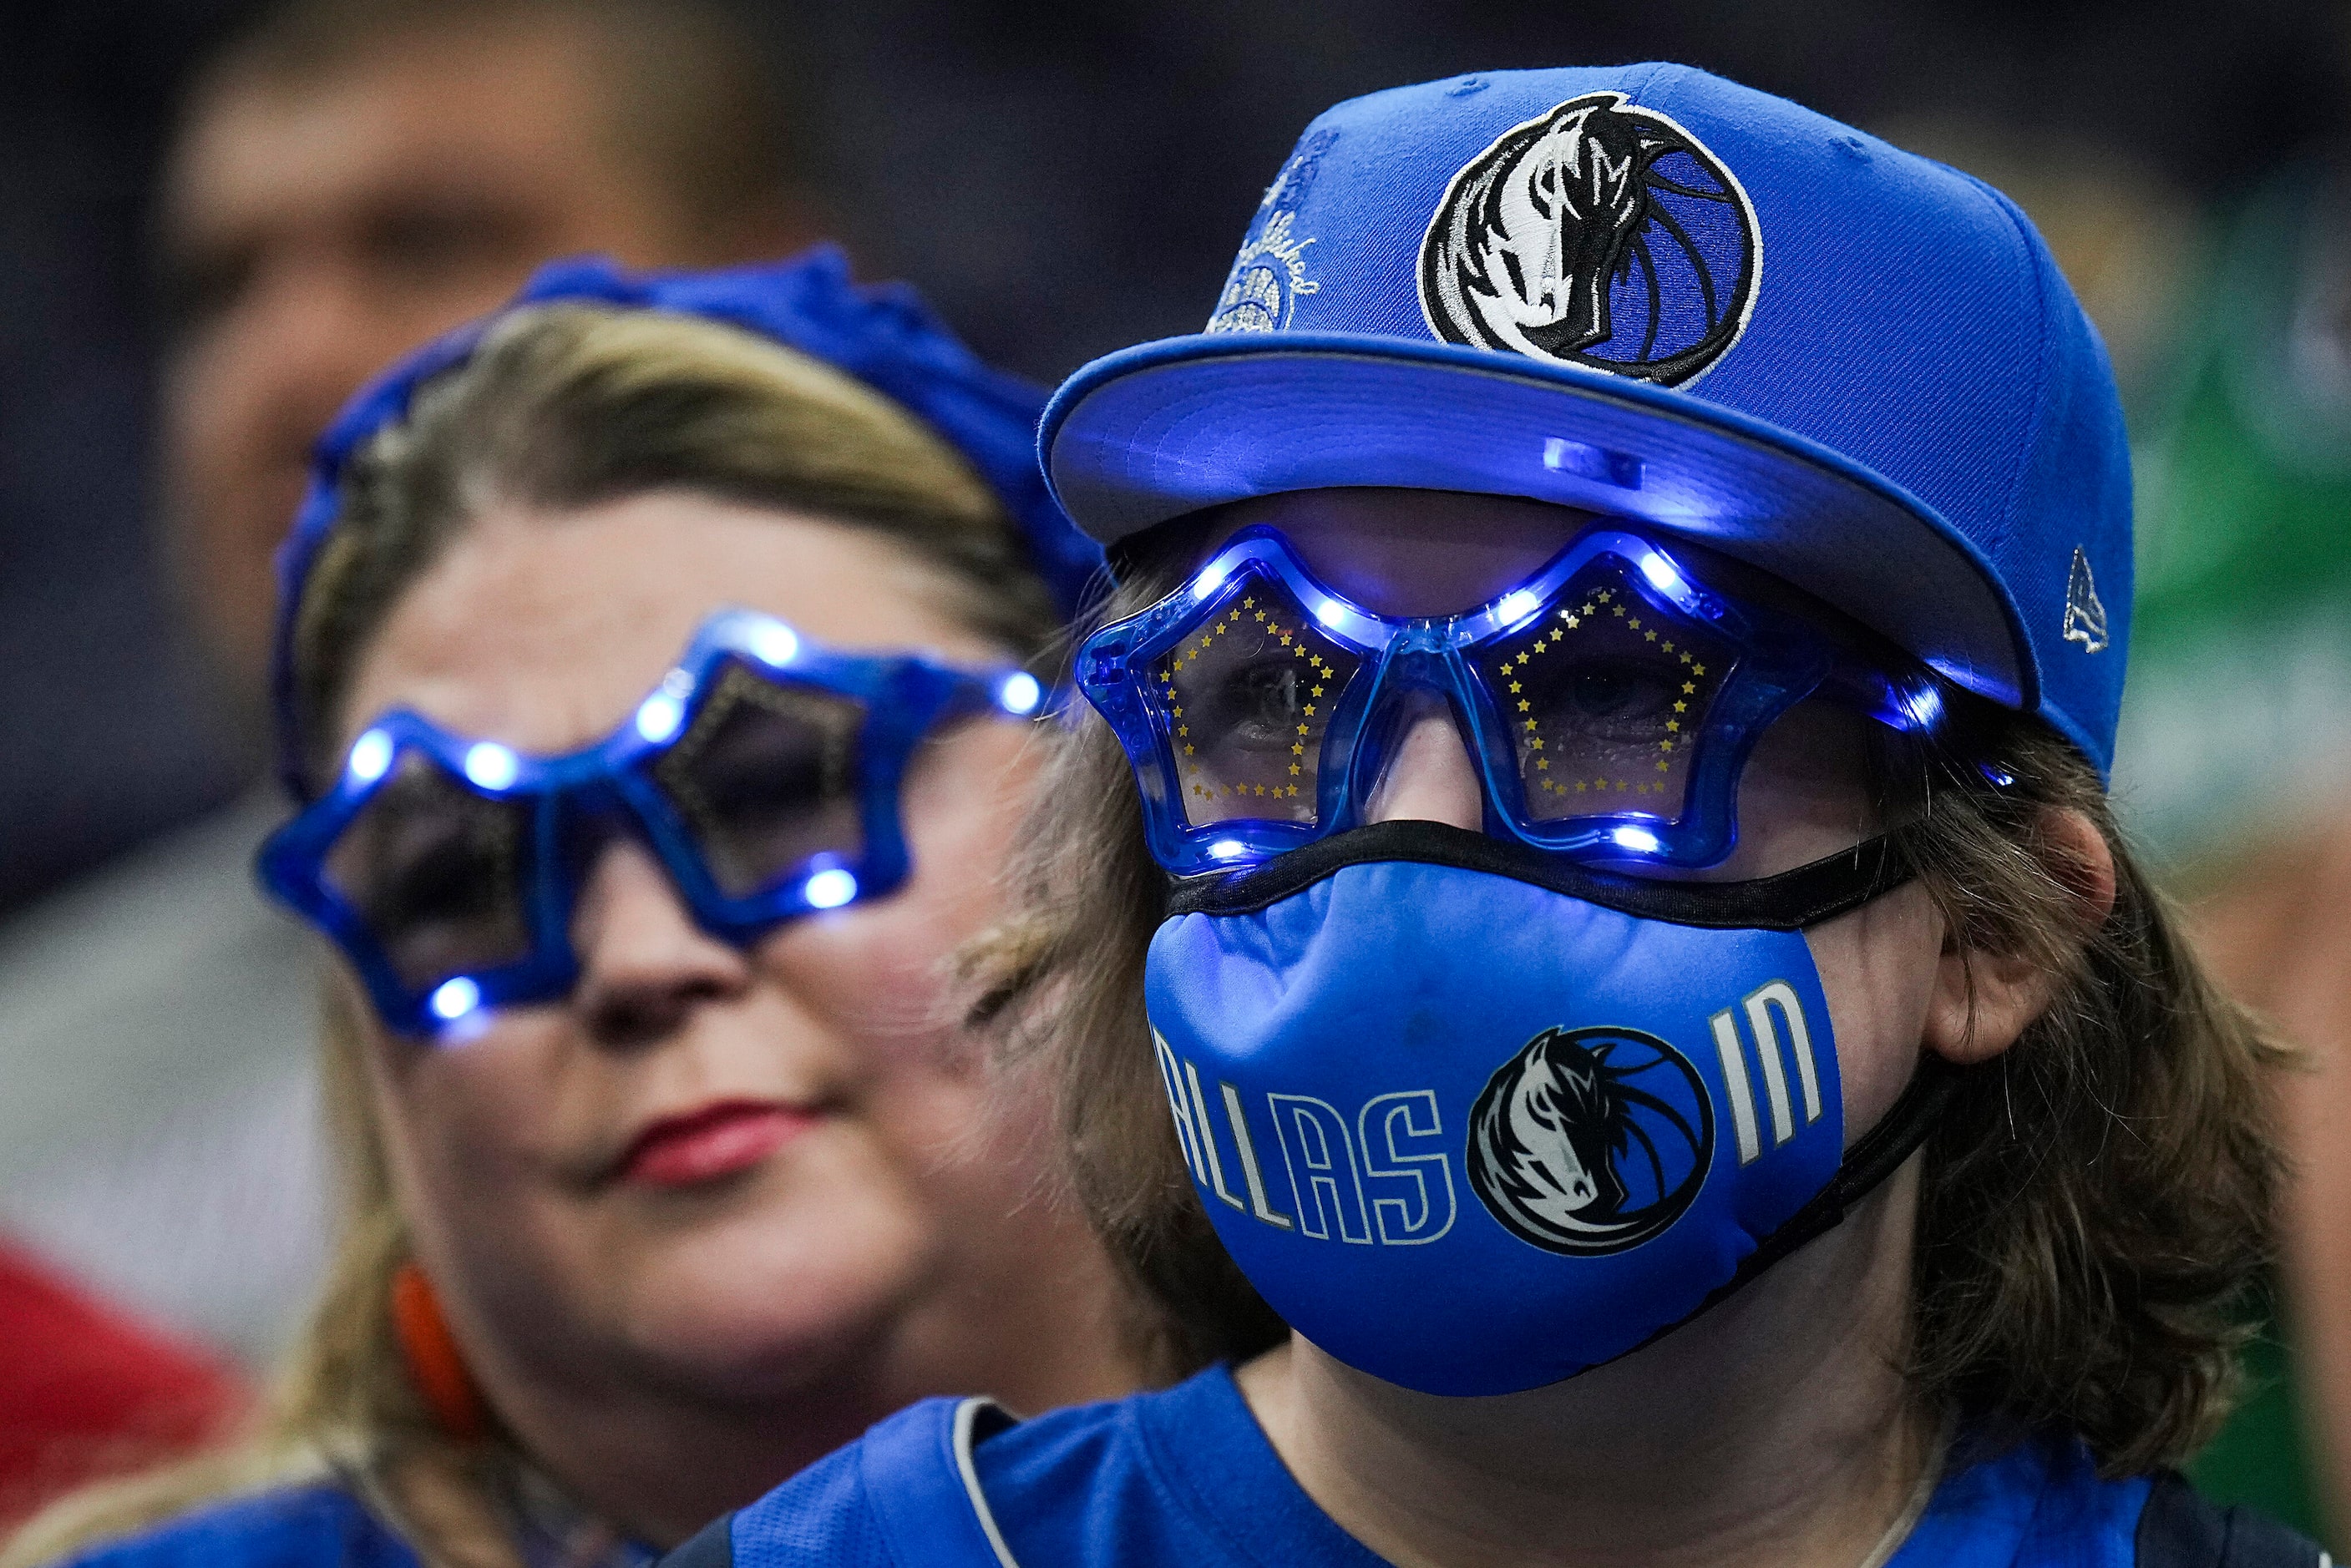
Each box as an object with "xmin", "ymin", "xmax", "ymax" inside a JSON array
[{"xmin": 1190, "ymin": 486, "xmax": 1950, "ymax": 1141}]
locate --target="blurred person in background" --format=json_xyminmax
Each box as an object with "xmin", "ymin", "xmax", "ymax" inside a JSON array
[
  {"xmin": 0, "ymin": 0, "xmax": 818, "ymax": 1392},
  {"xmin": 6, "ymin": 253, "xmax": 1165, "ymax": 1568}
]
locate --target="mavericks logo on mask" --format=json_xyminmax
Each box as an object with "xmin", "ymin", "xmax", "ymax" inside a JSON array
[{"xmin": 1467, "ymin": 1024, "xmax": 1713, "ymax": 1257}]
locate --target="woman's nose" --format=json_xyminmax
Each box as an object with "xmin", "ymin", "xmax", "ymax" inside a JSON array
[
  {"xmin": 570, "ymin": 841, "xmax": 752, "ymax": 1048},
  {"xmin": 1364, "ymin": 695, "xmax": 1485, "ymax": 832}
]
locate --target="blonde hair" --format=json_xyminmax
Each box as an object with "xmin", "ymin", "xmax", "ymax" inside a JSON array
[
  {"xmin": 6, "ymin": 305, "xmax": 1061, "ymax": 1568},
  {"xmin": 291, "ymin": 304, "xmax": 1055, "ymax": 787},
  {"xmin": 3, "ymin": 994, "xmax": 492, "ymax": 1565}
]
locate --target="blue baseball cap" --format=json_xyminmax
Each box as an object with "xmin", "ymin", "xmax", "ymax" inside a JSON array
[
  {"xmin": 272, "ymin": 245, "xmax": 1104, "ymax": 798},
  {"xmin": 1041, "ymin": 64, "xmax": 2131, "ymax": 771}
]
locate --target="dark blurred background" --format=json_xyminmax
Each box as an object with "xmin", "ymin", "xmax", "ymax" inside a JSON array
[{"xmin": 1, "ymin": 0, "xmax": 2345, "ymax": 913}]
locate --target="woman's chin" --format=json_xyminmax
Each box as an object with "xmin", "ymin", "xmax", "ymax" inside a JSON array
[{"xmin": 599, "ymin": 1193, "xmax": 938, "ymax": 1393}]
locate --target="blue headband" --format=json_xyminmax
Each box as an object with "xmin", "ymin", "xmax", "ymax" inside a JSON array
[{"xmin": 270, "ymin": 244, "xmax": 1103, "ymax": 799}]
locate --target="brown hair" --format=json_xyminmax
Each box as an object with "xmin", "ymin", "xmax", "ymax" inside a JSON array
[
  {"xmin": 1900, "ymin": 715, "xmax": 2285, "ymax": 1469},
  {"xmin": 189, "ymin": 0, "xmax": 814, "ymax": 252},
  {"xmin": 975, "ymin": 544, "xmax": 2289, "ymax": 1473},
  {"xmin": 3, "ymin": 305, "xmax": 1066, "ymax": 1568}
]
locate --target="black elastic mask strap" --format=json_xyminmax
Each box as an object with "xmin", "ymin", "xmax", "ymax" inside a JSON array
[
  {"xmin": 1709, "ymin": 1051, "xmax": 1964, "ymax": 1299},
  {"xmin": 1164, "ymin": 819, "xmax": 1914, "ymax": 932},
  {"xmin": 1594, "ymin": 1050, "xmax": 1968, "ymax": 1373}
]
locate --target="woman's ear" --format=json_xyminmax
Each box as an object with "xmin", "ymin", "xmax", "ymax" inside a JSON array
[{"xmin": 1924, "ymin": 807, "xmax": 2117, "ymax": 1065}]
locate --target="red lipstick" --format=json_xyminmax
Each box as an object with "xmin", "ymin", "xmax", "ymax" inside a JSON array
[{"xmin": 617, "ymin": 1100, "xmax": 816, "ymax": 1188}]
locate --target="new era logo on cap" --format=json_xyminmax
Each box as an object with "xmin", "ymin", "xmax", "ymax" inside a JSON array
[
  {"xmin": 1043, "ymin": 63, "xmax": 2134, "ymax": 773},
  {"xmin": 2063, "ymin": 548, "xmax": 2110, "ymax": 655}
]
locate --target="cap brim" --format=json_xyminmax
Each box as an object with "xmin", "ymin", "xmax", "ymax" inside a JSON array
[{"xmin": 1041, "ymin": 333, "xmax": 2034, "ymax": 711}]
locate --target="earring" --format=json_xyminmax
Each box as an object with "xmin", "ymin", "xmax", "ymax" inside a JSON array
[{"xmin": 390, "ymin": 1261, "xmax": 492, "ymax": 1440}]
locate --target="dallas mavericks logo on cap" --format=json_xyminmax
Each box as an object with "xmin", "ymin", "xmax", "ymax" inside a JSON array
[
  {"xmin": 1419, "ymin": 92, "xmax": 1761, "ymax": 387},
  {"xmin": 1467, "ymin": 1024, "xmax": 1713, "ymax": 1256}
]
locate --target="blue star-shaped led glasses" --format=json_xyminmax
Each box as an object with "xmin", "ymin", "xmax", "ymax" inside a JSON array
[
  {"xmin": 260, "ymin": 609, "xmax": 1043, "ymax": 1037},
  {"xmin": 1077, "ymin": 526, "xmax": 1943, "ymax": 878}
]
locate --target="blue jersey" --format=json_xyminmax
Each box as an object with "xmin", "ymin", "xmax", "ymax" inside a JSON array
[
  {"xmin": 47, "ymin": 1479, "xmax": 659, "ymax": 1568},
  {"xmin": 52, "ymin": 1485, "xmax": 418, "ymax": 1568},
  {"xmin": 673, "ymin": 1364, "xmax": 2324, "ymax": 1568}
]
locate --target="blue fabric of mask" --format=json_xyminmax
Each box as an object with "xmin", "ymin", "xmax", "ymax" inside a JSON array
[{"xmin": 1147, "ymin": 853, "xmax": 1854, "ymax": 1397}]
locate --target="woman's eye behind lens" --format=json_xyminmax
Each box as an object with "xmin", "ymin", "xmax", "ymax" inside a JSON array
[
  {"xmin": 655, "ymin": 664, "xmax": 866, "ymax": 898},
  {"xmin": 325, "ymin": 758, "xmax": 535, "ymax": 986}
]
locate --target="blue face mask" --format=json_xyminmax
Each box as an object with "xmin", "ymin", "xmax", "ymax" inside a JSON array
[{"xmin": 1143, "ymin": 821, "xmax": 1950, "ymax": 1397}]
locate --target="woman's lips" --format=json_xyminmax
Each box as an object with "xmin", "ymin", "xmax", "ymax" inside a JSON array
[{"xmin": 617, "ymin": 1100, "xmax": 819, "ymax": 1188}]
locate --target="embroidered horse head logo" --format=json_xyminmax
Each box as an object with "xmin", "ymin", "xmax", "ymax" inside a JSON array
[
  {"xmin": 1420, "ymin": 93, "xmax": 1760, "ymax": 387},
  {"xmin": 1467, "ymin": 1024, "xmax": 1713, "ymax": 1256}
]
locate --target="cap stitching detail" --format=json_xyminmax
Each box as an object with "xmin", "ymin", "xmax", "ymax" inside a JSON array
[
  {"xmin": 1957, "ymin": 172, "xmax": 2054, "ymax": 562},
  {"xmin": 1619, "ymin": 59, "xmax": 1677, "ymax": 108}
]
